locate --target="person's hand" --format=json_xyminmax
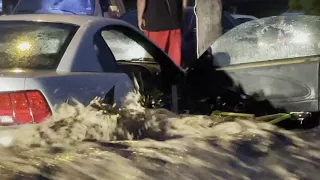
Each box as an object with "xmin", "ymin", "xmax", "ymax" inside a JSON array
[{"xmin": 138, "ymin": 18, "xmax": 145, "ymax": 31}]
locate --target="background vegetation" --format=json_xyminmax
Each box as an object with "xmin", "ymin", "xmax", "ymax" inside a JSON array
[{"xmin": 289, "ymin": 0, "xmax": 320, "ymax": 15}]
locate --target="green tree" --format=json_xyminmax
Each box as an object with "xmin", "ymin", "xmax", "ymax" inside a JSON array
[
  {"xmin": 289, "ymin": 0, "xmax": 320, "ymax": 15},
  {"xmin": 289, "ymin": 0, "xmax": 302, "ymax": 10}
]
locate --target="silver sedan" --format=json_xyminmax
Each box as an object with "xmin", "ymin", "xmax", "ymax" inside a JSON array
[{"xmin": 0, "ymin": 14, "xmax": 182, "ymax": 125}]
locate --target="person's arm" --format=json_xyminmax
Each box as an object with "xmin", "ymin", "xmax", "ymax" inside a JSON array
[
  {"xmin": 183, "ymin": 0, "xmax": 188, "ymax": 9},
  {"xmin": 137, "ymin": 0, "xmax": 146, "ymax": 30},
  {"xmin": 181, "ymin": 0, "xmax": 188, "ymax": 32}
]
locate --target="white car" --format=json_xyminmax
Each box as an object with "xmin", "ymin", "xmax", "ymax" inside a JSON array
[
  {"xmin": 231, "ymin": 14, "xmax": 258, "ymax": 24},
  {"xmin": 0, "ymin": 14, "xmax": 187, "ymax": 125}
]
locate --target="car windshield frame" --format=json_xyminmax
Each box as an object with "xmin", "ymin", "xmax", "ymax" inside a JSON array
[{"xmin": 0, "ymin": 21, "xmax": 79, "ymax": 70}]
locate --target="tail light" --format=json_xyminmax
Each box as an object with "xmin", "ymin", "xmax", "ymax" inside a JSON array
[{"xmin": 0, "ymin": 90, "xmax": 51, "ymax": 125}]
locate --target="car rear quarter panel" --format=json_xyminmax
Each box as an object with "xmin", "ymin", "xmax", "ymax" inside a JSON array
[
  {"xmin": 0, "ymin": 78, "xmax": 25, "ymax": 91},
  {"xmin": 222, "ymin": 61, "xmax": 319, "ymax": 112},
  {"xmin": 24, "ymin": 72, "xmax": 134, "ymax": 113}
]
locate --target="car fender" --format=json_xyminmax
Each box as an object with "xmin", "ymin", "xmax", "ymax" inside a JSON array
[{"xmin": 24, "ymin": 72, "xmax": 135, "ymax": 112}]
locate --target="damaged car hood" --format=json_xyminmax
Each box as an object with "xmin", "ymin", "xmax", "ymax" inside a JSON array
[{"xmin": 210, "ymin": 15, "xmax": 320, "ymax": 66}]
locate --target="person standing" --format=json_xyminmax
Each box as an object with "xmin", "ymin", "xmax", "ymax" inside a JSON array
[{"xmin": 137, "ymin": 0, "xmax": 188, "ymax": 66}]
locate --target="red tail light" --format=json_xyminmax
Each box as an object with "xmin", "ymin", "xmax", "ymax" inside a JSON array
[{"xmin": 0, "ymin": 90, "xmax": 51, "ymax": 125}]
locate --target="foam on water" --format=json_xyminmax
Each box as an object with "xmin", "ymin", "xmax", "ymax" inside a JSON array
[{"xmin": 0, "ymin": 92, "xmax": 319, "ymax": 179}]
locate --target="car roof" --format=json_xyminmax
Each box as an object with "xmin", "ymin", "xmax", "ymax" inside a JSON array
[{"xmin": 0, "ymin": 14, "xmax": 113, "ymax": 26}]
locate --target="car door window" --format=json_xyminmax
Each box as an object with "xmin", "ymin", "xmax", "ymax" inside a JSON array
[
  {"xmin": 100, "ymin": 29, "xmax": 155, "ymax": 62},
  {"xmin": 97, "ymin": 25, "xmax": 183, "ymax": 81},
  {"xmin": 95, "ymin": 26, "xmax": 184, "ymax": 107},
  {"xmin": 93, "ymin": 34, "xmax": 120, "ymax": 72}
]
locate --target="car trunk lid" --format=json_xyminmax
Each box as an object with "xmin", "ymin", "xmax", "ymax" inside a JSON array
[
  {"xmin": 0, "ymin": 69, "xmax": 59, "ymax": 91},
  {"xmin": 0, "ymin": 70, "xmax": 28, "ymax": 91}
]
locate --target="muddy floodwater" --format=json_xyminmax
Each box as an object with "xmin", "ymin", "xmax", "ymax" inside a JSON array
[{"xmin": 0, "ymin": 92, "xmax": 319, "ymax": 180}]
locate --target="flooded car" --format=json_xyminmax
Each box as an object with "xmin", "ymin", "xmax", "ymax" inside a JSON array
[{"xmin": 211, "ymin": 15, "xmax": 320, "ymax": 115}]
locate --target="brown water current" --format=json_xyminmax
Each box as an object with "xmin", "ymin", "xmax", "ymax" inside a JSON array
[{"xmin": 0, "ymin": 92, "xmax": 319, "ymax": 180}]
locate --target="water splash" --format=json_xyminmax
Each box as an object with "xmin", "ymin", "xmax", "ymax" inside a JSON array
[{"xmin": 0, "ymin": 92, "xmax": 319, "ymax": 179}]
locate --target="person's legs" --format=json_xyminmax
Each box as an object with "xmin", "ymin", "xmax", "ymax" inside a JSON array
[
  {"xmin": 144, "ymin": 30, "xmax": 169, "ymax": 51},
  {"xmin": 167, "ymin": 29, "xmax": 182, "ymax": 66}
]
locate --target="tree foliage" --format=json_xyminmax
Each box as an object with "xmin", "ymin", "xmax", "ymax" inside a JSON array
[{"xmin": 289, "ymin": 0, "xmax": 320, "ymax": 15}]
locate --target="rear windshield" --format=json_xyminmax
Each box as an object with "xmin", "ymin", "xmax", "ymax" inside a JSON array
[{"xmin": 0, "ymin": 21, "xmax": 78, "ymax": 69}]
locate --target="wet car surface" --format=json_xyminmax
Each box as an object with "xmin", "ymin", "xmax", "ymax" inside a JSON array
[
  {"xmin": 210, "ymin": 15, "xmax": 320, "ymax": 115},
  {"xmin": 211, "ymin": 15, "xmax": 320, "ymax": 65}
]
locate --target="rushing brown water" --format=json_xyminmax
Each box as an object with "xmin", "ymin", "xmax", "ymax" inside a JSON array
[{"xmin": 0, "ymin": 92, "xmax": 319, "ymax": 180}]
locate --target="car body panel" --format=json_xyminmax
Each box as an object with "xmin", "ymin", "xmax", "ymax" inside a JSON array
[
  {"xmin": 24, "ymin": 71, "xmax": 134, "ymax": 112},
  {"xmin": 0, "ymin": 77, "xmax": 25, "ymax": 91},
  {"xmin": 219, "ymin": 58, "xmax": 319, "ymax": 112},
  {"xmin": 0, "ymin": 69, "xmax": 133, "ymax": 111},
  {"xmin": 211, "ymin": 15, "xmax": 320, "ymax": 112}
]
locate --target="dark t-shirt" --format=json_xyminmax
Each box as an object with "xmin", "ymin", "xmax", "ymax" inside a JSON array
[{"xmin": 143, "ymin": 0, "xmax": 183, "ymax": 31}]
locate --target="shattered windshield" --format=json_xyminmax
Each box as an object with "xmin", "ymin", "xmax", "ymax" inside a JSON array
[
  {"xmin": 211, "ymin": 15, "xmax": 320, "ymax": 66},
  {"xmin": 13, "ymin": 0, "xmax": 95, "ymax": 15}
]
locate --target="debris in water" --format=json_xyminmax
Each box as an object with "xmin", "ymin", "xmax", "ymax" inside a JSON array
[{"xmin": 0, "ymin": 92, "xmax": 318, "ymax": 179}]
